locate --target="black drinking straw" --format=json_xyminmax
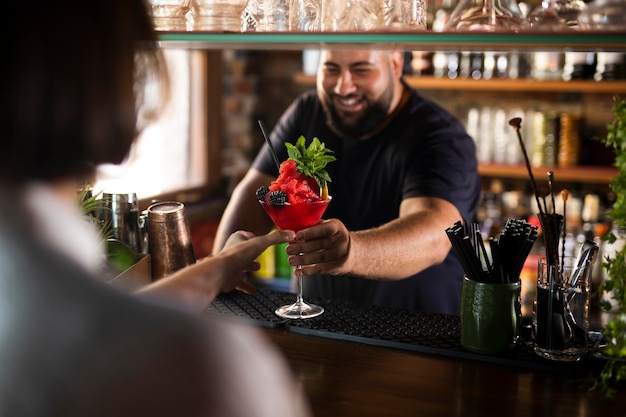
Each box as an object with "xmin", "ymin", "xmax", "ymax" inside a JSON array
[
  {"xmin": 258, "ymin": 119, "xmax": 281, "ymax": 171},
  {"xmin": 509, "ymin": 117, "xmax": 561, "ymax": 266},
  {"xmin": 508, "ymin": 118, "xmax": 544, "ymax": 219},
  {"xmin": 446, "ymin": 222, "xmax": 484, "ymax": 282},
  {"xmin": 475, "ymin": 228, "xmax": 491, "ymax": 273},
  {"xmin": 446, "ymin": 219, "xmax": 538, "ymax": 284},
  {"xmin": 561, "ymin": 189, "xmax": 569, "ymax": 276},
  {"xmin": 488, "ymin": 237, "xmax": 502, "ymax": 283}
]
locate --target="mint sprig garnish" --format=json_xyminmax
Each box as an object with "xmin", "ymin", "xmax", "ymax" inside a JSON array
[{"xmin": 285, "ymin": 136, "xmax": 336, "ymax": 190}]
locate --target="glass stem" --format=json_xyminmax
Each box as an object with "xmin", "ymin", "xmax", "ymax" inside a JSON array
[{"xmin": 295, "ymin": 264, "xmax": 304, "ymax": 304}]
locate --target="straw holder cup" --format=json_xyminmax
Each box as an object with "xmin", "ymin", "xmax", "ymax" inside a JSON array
[
  {"xmin": 147, "ymin": 201, "xmax": 196, "ymax": 280},
  {"xmin": 460, "ymin": 276, "xmax": 522, "ymax": 355}
]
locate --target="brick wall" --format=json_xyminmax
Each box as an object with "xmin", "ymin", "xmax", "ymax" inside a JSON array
[{"xmin": 220, "ymin": 50, "xmax": 308, "ymax": 194}]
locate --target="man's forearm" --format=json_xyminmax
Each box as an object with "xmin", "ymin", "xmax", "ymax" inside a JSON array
[{"xmin": 345, "ymin": 200, "xmax": 461, "ymax": 279}]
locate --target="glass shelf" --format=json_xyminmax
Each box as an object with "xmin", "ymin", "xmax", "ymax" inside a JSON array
[{"xmin": 158, "ymin": 30, "xmax": 626, "ymax": 52}]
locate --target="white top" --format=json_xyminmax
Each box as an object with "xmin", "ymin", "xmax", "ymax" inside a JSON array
[{"xmin": 23, "ymin": 183, "xmax": 105, "ymax": 275}]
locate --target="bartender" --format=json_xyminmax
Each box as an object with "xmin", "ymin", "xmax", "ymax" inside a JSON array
[{"xmin": 214, "ymin": 48, "xmax": 481, "ymax": 315}]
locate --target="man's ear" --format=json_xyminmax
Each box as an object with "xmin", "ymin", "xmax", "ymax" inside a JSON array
[{"xmin": 391, "ymin": 50, "xmax": 405, "ymax": 78}]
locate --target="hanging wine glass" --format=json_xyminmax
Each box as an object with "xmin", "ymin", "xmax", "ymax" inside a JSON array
[
  {"xmin": 556, "ymin": 0, "xmax": 587, "ymax": 27},
  {"xmin": 242, "ymin": 0, "xmax": 265, "ymax": 32},
  {"xmin": 147, "ymin": 0, "xmax": 192, "ymax": 31},
  {"xmin": 527, "ymin": 0, "xmax": 561, "ymax": 29},
  {"xmin": 527, "ymin": 0, "xmax": 587, "ymax": 30},
  {"xmin": 444, "ymin": 0, "xmax": 528, "ymax": 31},
  {"xmin": 192, "ymin": 0, "xmax": 250, "ymax": 31},
  {"xmin": 577, "ymin": 0, "xmax": 626, "ymax": 31}
]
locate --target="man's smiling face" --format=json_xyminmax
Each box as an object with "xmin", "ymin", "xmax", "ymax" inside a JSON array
[{"xmin": 317, "ymin": 50, "xmax": 399, "ymax": 139}]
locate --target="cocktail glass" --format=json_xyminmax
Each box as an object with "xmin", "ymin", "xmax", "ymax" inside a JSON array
[{"xmin": 259, "ymin": 198, "xmax": 331, "ymax": 319}]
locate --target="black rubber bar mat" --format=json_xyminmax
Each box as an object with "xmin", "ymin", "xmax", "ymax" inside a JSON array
[{"xmin": 205, "ymin": 288, "xmax": 599, "ymax": 376}]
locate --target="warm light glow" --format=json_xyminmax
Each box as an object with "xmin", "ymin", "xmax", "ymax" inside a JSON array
[{"xmin": 94, "ymin": 50, "xmax": 205, "ymax": 200}]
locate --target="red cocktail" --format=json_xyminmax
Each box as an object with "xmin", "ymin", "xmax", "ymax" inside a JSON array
[
  {"xmin": 259, "ymin": 198, "xmax": 331, "ymax": 319},
  {"xmin": 259, "ymin": 199, "xmax": 330, "ymax": 232}
]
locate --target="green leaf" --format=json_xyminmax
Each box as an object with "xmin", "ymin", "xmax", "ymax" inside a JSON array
[
  {"xmin": 77, "ymin": 186, "xmax": 112, "ymax": 241},
  {"xmin": 285, "ymin": 135, "xmax": 336, "ymax": 190},
  {"xmin": 592, "ymin": 96, "xmax": 626, "ymax": 397}
]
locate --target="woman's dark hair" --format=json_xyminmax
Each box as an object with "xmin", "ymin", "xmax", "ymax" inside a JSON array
[{"xmin": 2, "ymin": 0, "xmax": 165, "ymax": 183}]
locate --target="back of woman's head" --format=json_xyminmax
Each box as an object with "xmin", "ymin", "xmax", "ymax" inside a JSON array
[{"xmin": 2, "ymin": 0, "xmax": 164, "ymax": 184}]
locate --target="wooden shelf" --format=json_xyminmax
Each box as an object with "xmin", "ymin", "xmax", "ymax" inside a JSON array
[
  {"xmin": 293, "ymin": 73, "xmax": 626, "ymax": 94},
  {"xmin": 478, "ymin": 163, "xmax": 618, "ymax": 184},
  {"xmin": 405, "ymin": 78, "xmax": 626, "ymax": 94},
  {"xmin": 291, "ymin": 71, "xmax": 620, "ymax": 184}
]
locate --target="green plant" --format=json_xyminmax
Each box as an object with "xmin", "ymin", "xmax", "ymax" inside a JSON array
[
  {"xmin": 77, "ymin": 186, "xmax": 138, "ymax": 273},
  {"xmin": 77, "ymin": 186, "xmax": 110, "ymax": 238},
  {"xmin": 592, "ymin": 96, "xmax": 626, "ymax": 398}
]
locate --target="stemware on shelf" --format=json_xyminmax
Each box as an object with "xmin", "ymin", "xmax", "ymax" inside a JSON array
[
  {"xmin": 290, "ymin": 0, "xmax": 323, "ymax": 31},
  {"xmin": 242, "ymin": 0, "xmax": 265, "ymax": 31},
  {"xmin": 444, "ymin": 0, "xmax": 528, "ymax": 31},
  {"xmin": 383, "ymin": 0, "xmax": 427, "ymax": 30},
  {"xmin": 321, "ymin": 0, "xmax": 385, "ymax": 31},
  {"xmin": 265, "ymin": 0, "xmax": 291, "ymax": 31},
  {"xmin": 577, "ymin": 0, "xmax": 626, "ymax": 31},
  {"xmin": 192, "ymin": 0, "xmax": 250, "ymax": 31},
  {"xmin": 527, "ymin": 0, "xmax": 587, "ymax": 30},
  {"xmin": 555, "ymin": 0, "xmax": 587, "ymax": 27},
  {"xmin": 147, "ymin": 0, "xmax": 192, "ymax": 31}
]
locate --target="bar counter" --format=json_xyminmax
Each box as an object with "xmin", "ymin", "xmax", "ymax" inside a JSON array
[
  {"xmin": 265, "ymin": 328, "xmax": 622, "ymax": 417},
  {"xmin": 206, "ymin": 289, "xmax": 625, "ymax": 417}
]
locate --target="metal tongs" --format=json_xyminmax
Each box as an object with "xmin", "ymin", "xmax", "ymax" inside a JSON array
[
  {"xmin": 562, "ymin": 240, "xmax": 600, "ymax": 348},
  {"xmin": 568, "ymin": 239, "xmax": 600, "ymax": 291}
]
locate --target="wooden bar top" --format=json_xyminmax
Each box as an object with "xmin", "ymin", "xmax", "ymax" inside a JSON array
[
  {"xmin": 264, "ymin": 328, "xmax": 625, "ymax": 417},
  {"xmin": 206, "ymin": 289, "xmax": 623, "ymax": 416}
]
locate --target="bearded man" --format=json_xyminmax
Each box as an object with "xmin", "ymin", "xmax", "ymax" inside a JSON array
[{"xmin": 214, "ymin": 49, "xmax": 481, "ymax": 315}]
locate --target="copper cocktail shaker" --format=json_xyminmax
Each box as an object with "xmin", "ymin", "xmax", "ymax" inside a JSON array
[{"xmin": 147, "ymin": 201, "xmax": 196, "ymax": 280}]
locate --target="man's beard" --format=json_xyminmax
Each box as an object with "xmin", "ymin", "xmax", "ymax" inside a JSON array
[{"xmin": 321, "ymin": 88, "xmax": 393, "ymax": 140}]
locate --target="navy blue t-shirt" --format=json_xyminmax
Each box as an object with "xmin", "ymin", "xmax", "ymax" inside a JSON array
[{"xmin": 252, "ymin": 83, "xmax": 481, "ymax": 315}]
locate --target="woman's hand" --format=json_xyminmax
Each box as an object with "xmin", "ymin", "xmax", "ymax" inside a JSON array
[
  {"xmin": 217, "ymin": 229, "xmax": 296, "ymax": 294},
  {"xmin": 137, "ymin": 229, "xmax": 295, "ymax": 313}
]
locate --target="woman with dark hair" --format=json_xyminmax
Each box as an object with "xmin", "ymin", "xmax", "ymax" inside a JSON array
[{"xmin": 0, "ymin": 1, "xmax": 310, "ymax": 415}]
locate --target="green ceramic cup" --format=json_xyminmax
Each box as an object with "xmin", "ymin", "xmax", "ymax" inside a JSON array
[{"xmin": 460, "ymin": 276, "xmax": 521, "ymax": 355}]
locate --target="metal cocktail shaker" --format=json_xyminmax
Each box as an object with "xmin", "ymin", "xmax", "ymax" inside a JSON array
[
  {"xmin": 147, "ymin": 201, "xmax": 196, "ymax": 280},
  {"xmin": 97, "ymin": 192, "xmax": 143, "ymax": 254}
]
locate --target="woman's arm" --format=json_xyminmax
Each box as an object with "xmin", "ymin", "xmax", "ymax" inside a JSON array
[{"xmin": 136, "ymin": 228, "xmax": 295, "ymax": 313}]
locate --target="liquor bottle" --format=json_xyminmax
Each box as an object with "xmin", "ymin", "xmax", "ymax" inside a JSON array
[
  {"xmin": 562, "ymin": 52, "xmax": 596, "ymax": 81},
  {"xmin": 531, "ymin": 51, "xmax": 563, "ymax": 80},
  {"xmin": 275, "ymin": 242, "xmax": 292, "ymax": 279},
  {"xmin": 252, "ymin": 244, "xmax": 275, "ymax": 279},
  {"xmin": 595, "ymin": 52, "xmax": 626, "ymax": 81},
  {"xmin": 558, "ymin": 113, "xmax": 583, "ymax": 167}
]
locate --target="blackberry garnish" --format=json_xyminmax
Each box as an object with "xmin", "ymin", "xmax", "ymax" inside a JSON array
[
  {"xmin": 256, "ymin": 186, "xmax": 270, "ymax": 202},
  {"xmin": 269, "ymin": 190, "xmax": 288, "ymax": 205}
]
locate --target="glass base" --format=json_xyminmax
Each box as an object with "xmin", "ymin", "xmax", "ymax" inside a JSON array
[
  {"xmin": 275, "ymin": 301, "xmax": 324, "ymax": 319},
  {"xmin": 534, "ymin": 345, "xmax": 586, "ymax": 362}
]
